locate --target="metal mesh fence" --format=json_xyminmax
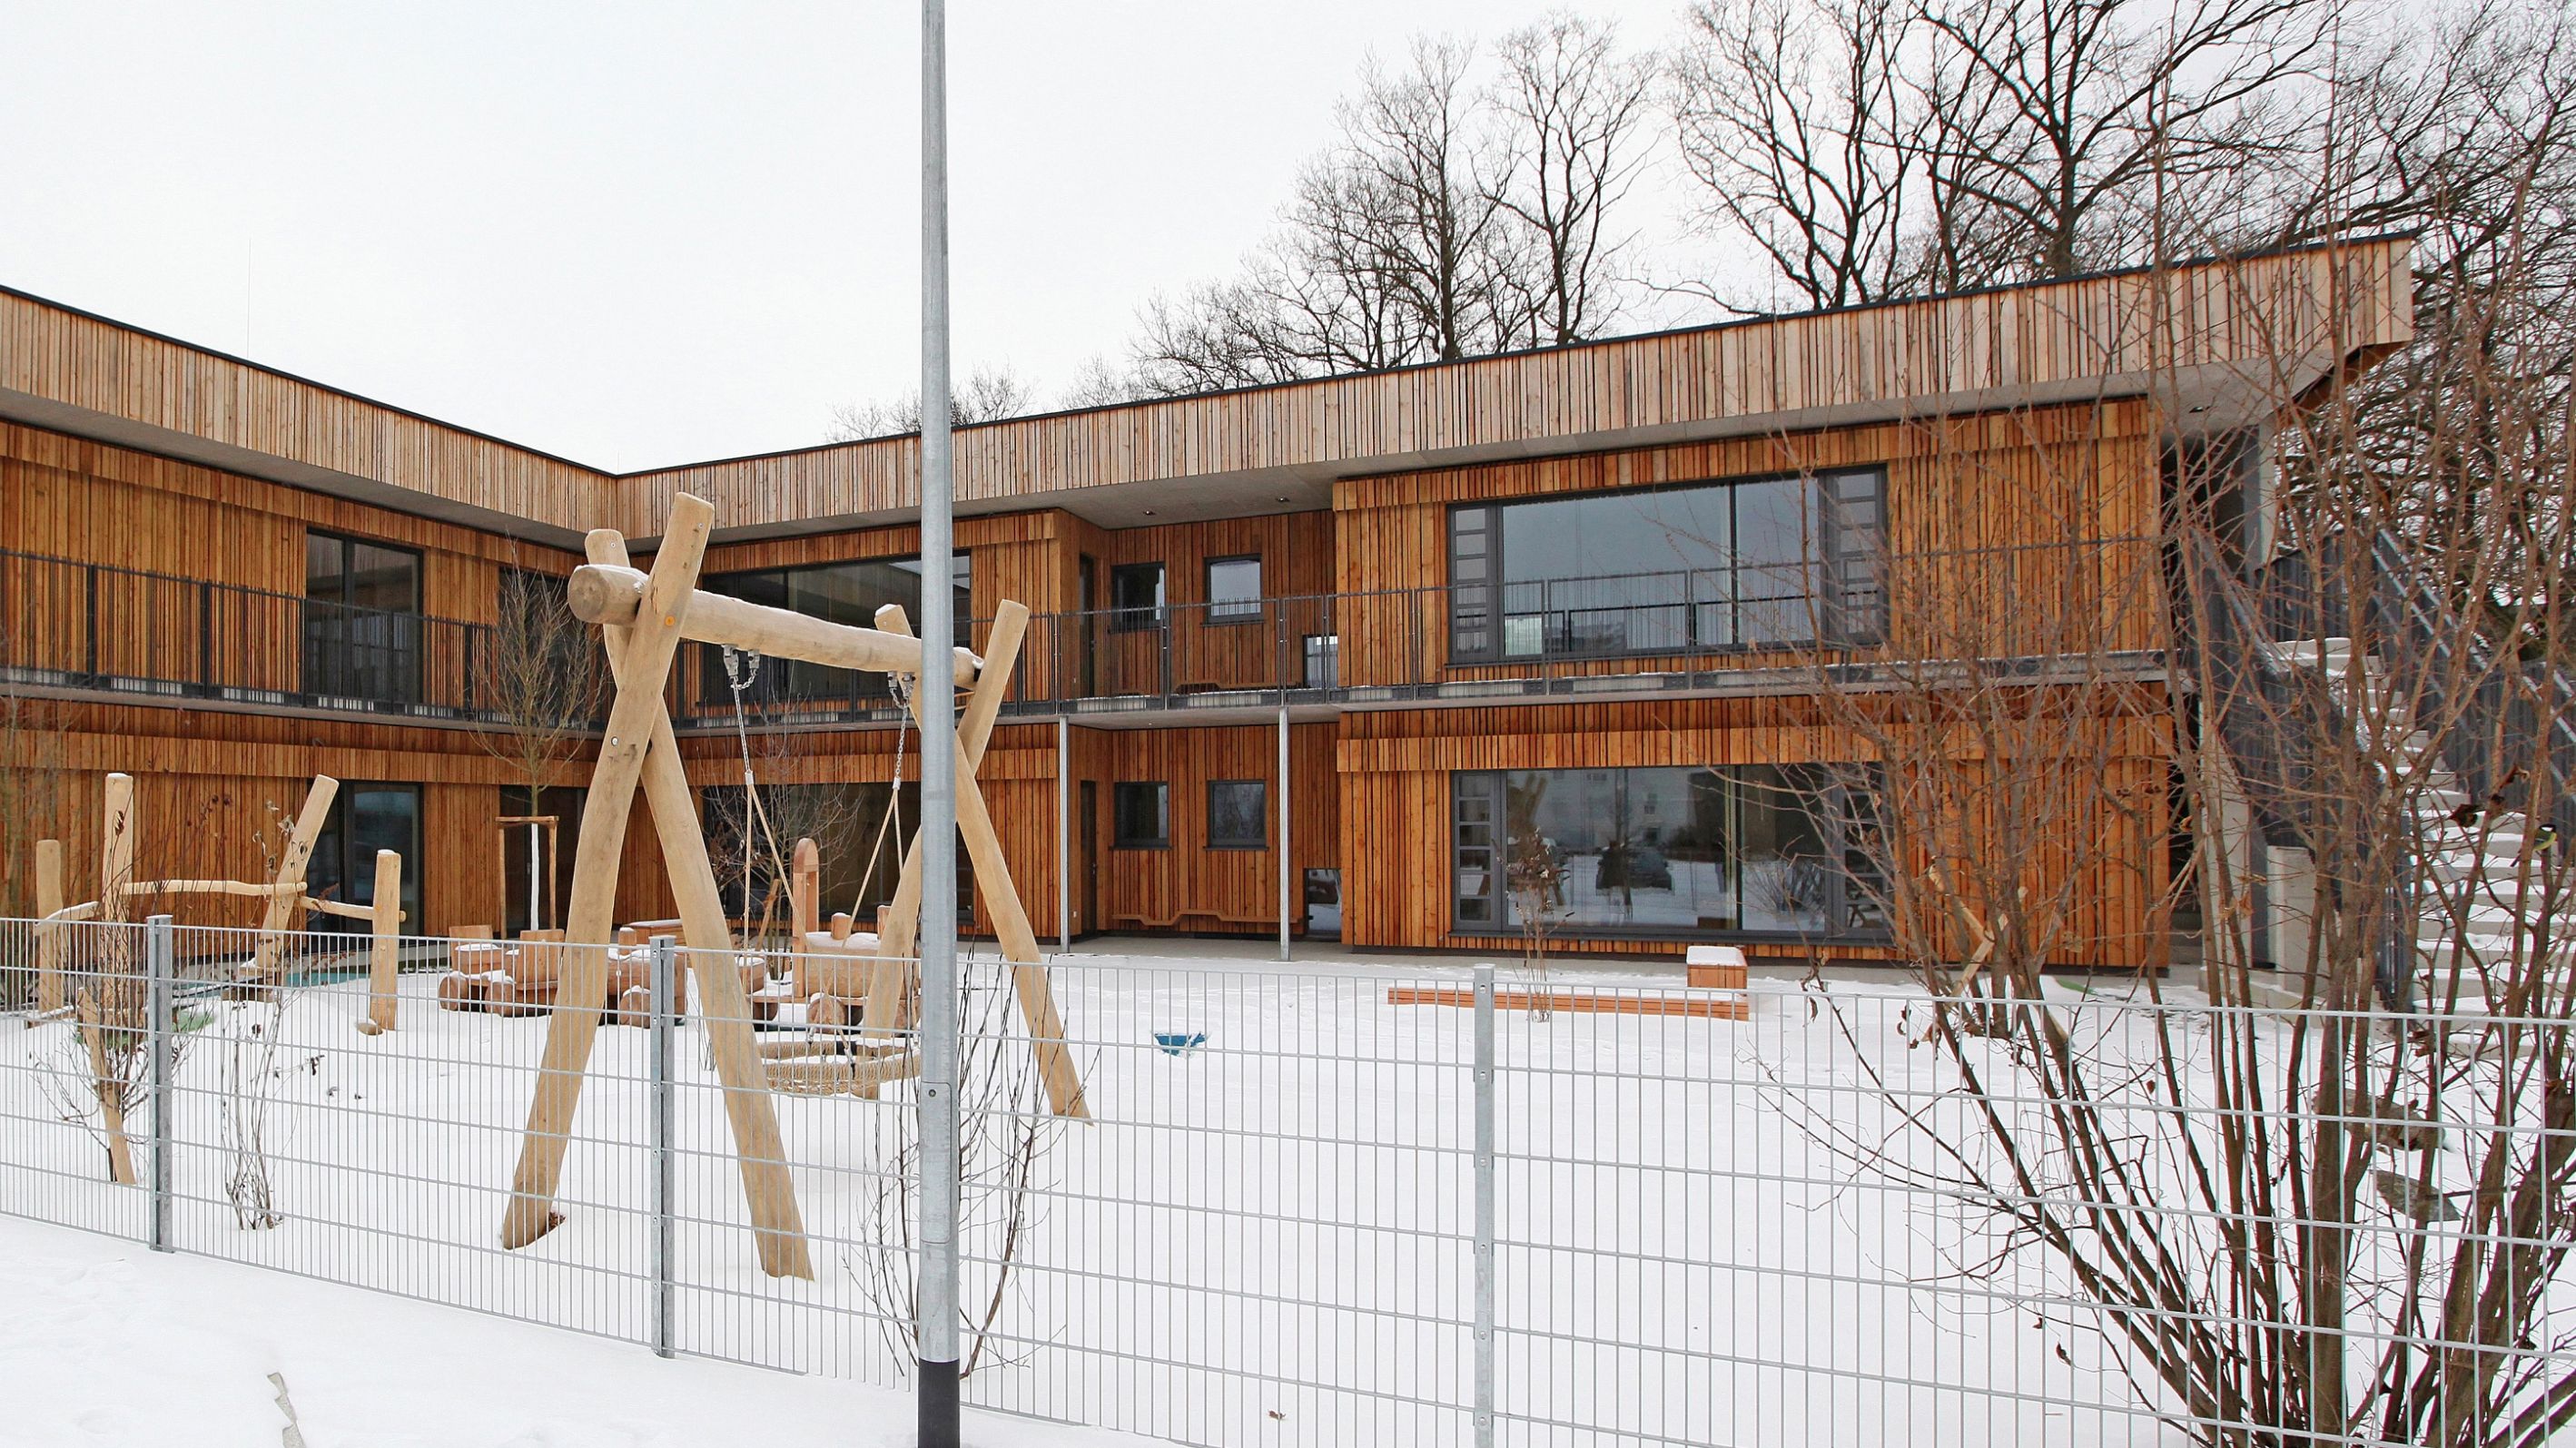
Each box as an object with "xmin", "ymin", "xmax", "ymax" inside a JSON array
[{"xmin": 6, "ymin": 917, "xmax": 2576, "ymax": 1446}]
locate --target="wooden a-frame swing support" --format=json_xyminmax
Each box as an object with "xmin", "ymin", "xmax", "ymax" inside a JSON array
[{"xmin": 499, "ymin": 493, "xmax": 1088, "ymax": 1280}]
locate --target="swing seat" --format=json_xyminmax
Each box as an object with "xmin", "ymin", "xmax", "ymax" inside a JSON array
[{"xmin": 1154, "ymin": 1030, "xmax": 1208, "ymax": 1056}]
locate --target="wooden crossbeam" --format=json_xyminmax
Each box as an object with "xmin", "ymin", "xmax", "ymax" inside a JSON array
[
  {"xmin": 252, "ymin": 777, "xmax": 340, "ymax": 987},
  {"xmin": 565, "ymin": 563, "xmax": 982, "ymax": 684}
]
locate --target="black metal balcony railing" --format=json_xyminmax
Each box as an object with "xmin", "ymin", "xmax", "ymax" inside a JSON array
[
  {"xmin": 0, "ymin": 548, "xmax": 496, "ymax": 719},
  {"xmin": 1, "ymin": 537, "xmax": 2157, "ymax": 729}
]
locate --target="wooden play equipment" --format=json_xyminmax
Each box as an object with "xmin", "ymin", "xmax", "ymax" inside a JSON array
[
  {"xmin": 28, "ymin": 772, "xmax": 405, "ymax": 1180},
  {"xmin": 498, "ymin": 496, "xmax": 1090, "ymax": 1276}
]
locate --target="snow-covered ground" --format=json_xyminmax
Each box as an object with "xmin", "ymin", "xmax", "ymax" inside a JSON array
[
  {"xmin": 0, "ymin": 1212, "xmax": 1146, "ymax": 1447},
  {"xmin": 2, "ymin": 946, "xmax": 2377, "ymax": 1446}
]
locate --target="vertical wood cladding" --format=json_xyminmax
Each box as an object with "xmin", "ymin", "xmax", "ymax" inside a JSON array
[
  {"xmin": 1084, "ymin": 723, "xmax": 1337, "ymax": 934},
  {"xmin": 1332, "ymin": 401, "xmax": 2165, "ymax": 687},
  {"xmin": 1337, "ymin": 697, "xmax": 2170, "ymax": 967},
  {"xmin": 16, "ymin": 704, "xmax": 558, "ymax": 936},
  {"xmin": 609, "ymin": 241, "xmax": 2413, "ymax": 537},
  {"xmin": 1, "ymin": 419, "xmax": 580, "ymax": 707}
]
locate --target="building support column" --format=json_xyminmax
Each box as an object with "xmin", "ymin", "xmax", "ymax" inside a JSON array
[
  {"xmin": 1057, "ymin": 714, "xmax": 1071, "ymax": 952},
  {"xmin": 1278, "ymin": 704, "xmax": 1292, "ymax": 961}
]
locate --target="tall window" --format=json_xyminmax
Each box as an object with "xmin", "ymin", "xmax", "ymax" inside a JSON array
[
  {"xmin": 1451, "ymin": 765, "xmax": 1882, "ymax": 940},
  {"xmin": 1207, "ymin": 779, "xmax": 1267, "ymax": 850},
  {"xmin": 1206, "ymin": 556, "xmax": 1263, "ymax": 623},
  {"xmin": 1113, "ymin": 782, "xmax": 1170, "ymax": 848},
  {"xmin": 1110, "ymin": 563, "xmax": 1165, "ymax": 632},
  {"xmin": 1447, "ymin": 469, "xmax": 1884, "ymax": 663},
  {"xmin": 307, "ymin": 783, "xmax": 423, "ymax": 931},
  {"xmin": 698, "ymin": 556, "xmax": 970, "ymax": 706},
  {"xmin": 304, "ymin": 532, "xmax": 423, "ymax": 702}
]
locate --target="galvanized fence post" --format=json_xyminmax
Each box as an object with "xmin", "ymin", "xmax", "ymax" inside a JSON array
[
  {"xmin": 1472, "ymin": 961, "xmax": 1496, "ymax": 1448},
  {"xmin": 145, "ymin": 913, "xmax": 174, "ymax": 1253},
  {"xmin": 649, "ymin": 934, "xmax": 676, "ymax": 1359}
]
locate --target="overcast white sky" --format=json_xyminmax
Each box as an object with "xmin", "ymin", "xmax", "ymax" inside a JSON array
[{"xmin": 0, "ymin": 1, "xmax": 1708, "ymax": 471}]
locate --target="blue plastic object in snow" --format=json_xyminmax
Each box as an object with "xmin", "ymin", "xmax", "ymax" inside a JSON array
[{"xmin": 1154, "ymin": 1031, "xmax": 1207, "ymax": 1056}]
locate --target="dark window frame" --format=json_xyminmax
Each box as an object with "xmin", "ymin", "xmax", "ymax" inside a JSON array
[
  {"xmin": 1112, "ymin": 781, "xmax": 1171, "ymax": 849},
  {"xmin": 306, "ymin": 530, "xmax": 425, "ymax": 614},
  {"xmin": 1445, "ymin": 468, "xmax": 1886, "ymax": 665},
  {"xmin": 1204, "ymin": 555, "xmax": 1264, "ymax": 625},
  {"xmin": 306, "ymin": 780, "xmax": 425, "ymax": 932},
  {"xmin": 302, "ymin": 530, "xmax": 426, "ymax": 703},
  {"xmin": 1205, "ymin": 778, "xmax": 1268, "ymax": 851},
  {"xmin": 1110, "ymin": 562, "xmax": 1166, "ymax": 634}
]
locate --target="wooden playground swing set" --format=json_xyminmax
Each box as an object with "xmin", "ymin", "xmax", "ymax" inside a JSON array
[{"xmin": 499, "ymin": 493, "xmax": 1088, "ymax": 1280}]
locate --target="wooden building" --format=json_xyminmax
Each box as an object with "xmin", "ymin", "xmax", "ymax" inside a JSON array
[{"xmin": 0, "ymin": 238, "xmax": 2414, "ymax": 966}]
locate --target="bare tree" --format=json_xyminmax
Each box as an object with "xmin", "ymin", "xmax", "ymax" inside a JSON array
[
  {"xmin": 1909, "ymin": 0, "xmax": 2333, "ymax": 285},
  {"xmin": 1672, "ymin": 0, "xmax": 1919, "ymax": 312},
  {"xmin": 1488, "ymin": 14, "xmax": 1656, "ymax": 346},
  {"xmin": 848, "ymin": 961, "xmax": 1065, "ymax": 1379},
  {"xmin": 1502, "ymin": 774, "xmax": 1569, "ymax": 1015},
  {"xmin": 469, "ymin": 558, "xmax": 604, "ymax": 931},
  {"xmin": 1756, "ymin": 202, "xmax": 2576, "ymax": 1440},
  {"xmin": 828, "ymin": 364, "xmax": 1036, "ymax": 442},
  {"xmin": 1133, "ymin": 28, "xmax": 1653, "ymax": 394}
]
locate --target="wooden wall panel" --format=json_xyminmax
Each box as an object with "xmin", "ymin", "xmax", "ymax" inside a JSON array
[
  {"xmin": 0, "ymin": 285, "xmax": 608, "ymax": 534},
  {"xmin": 11, "ymin": 703, "xmax": 585, "ymax": 935},
  {"xmin": 1084, "ymin": 723, "xmax": 1337, "ymax": 935},
  {"xmin": 1334, "ymin": 400, "xmax": 2166, "ymax": 689},
  {"xmin": 616, "ymin": 240, "xmax": 2413, "ymax": 537},
  {"xmin": 2, "ymin": 419, "xmax": 580, "ymax": 708},
  {"xmin": 1336, "ymin": 697, "xmax": 2168, "ymax": 967}
]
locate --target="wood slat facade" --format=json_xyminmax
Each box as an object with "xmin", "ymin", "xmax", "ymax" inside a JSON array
[{"xmin": 0, "ymin": 241, "xmax": 2418, "ymax": 966}]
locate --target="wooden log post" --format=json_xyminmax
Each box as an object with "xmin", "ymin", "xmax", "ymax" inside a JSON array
[
  {"xmin": 791, "ymin": 838, "xmax": 820, "ymax": 940},
  {"xmin": 35, "ymin": 839, "xmax": 64, "ymax": 1014},
  {"xmin": 251, "ymin": 776, "xmax": 340, "ymax": 987},
  {"xmin": 361, "ymin": 850, "xmax": 402, "ymax": 1034},
  {"xmin": 872, "ymin": 603, "xmax": 1089, "ymax": 1119},
  {"xmin": 98, "ymin": 773, "xmax": 134, "ymax": 927},
  {"xmin": 499, "ymin": 507, "xmax": 812, "ymax": 1279},
  {"xmin": 603, "ymin": 533, "xmax": 812, "ymax": 1280},
  {"xmin": 500, "ymin": 501, "xmax": 716, "ymax": 1253}
]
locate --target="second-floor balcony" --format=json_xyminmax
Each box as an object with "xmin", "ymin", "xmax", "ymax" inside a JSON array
[{"xmin": 0, "ymin": 537, "xmax": 2167, "ymax": 730}]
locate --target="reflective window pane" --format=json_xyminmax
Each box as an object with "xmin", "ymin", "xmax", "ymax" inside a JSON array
[
  {"xmin": 1207, "ymin": 557, "xmax": 1262, "ymax": 622},
  {"xmin": 1207, "ymin": 779, "xmax": 1267, "ymax": 849}
]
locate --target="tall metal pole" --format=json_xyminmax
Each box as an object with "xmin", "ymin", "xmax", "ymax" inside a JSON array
[
  {"xmin": 1057, "ymin": 714, "xmax": 1071, "ymax": 952},
  {"xmin": 1278, "ymin": 704, "xmax": 1292, "ymax": 960},
  {"xmin": 914, "ymin": 0, "xmax": 962, "ymax": 1440}
]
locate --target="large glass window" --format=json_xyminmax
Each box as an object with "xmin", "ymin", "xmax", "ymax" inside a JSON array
[
  {"xmin": 1450, "ymin": 765, "xmax": 1882, "ymax": 940},
  {"xmin": 1447, "ymin": 469, "xmax": 1884, "ymax": 663},
  {"xmin": 698, "ymin": 556, "xmax": 970, "ymax": 706},
  {"xmin": 303, "ymin": 531, "xmax": 424, "ymax": 702},
  {"xmin": 306, "ymin": 783, "xmax": 423, "ymax": 931}
]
